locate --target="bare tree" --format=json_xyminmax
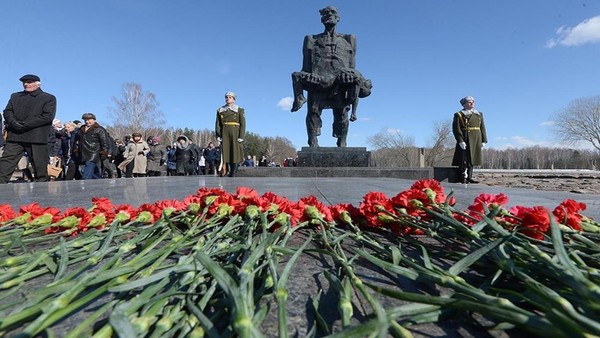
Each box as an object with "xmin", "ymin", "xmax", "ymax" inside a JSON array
[
  {"xmin": 553, "ymin": 95, "xmax": 600, "ymax": 151},
  {"xmin": 264, "ymin": 137, "xmax": 296, "ymax": 165},
  {"xmin": 367, "ymin": 128, "xmax": 416, "ymax": 167},
  {"xmin": 425, "ymin": 119, "xmax": 454, "ymax": 166},
  {"xmin": 108, "ymin": 82, "xmax": 166, "ymax": 133}
]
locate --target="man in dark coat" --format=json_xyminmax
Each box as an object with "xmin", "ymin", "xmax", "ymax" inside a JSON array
[
  {"xmin": 76, "ymin": 112, "xmax": 109, "ymax": 179},
  {"xmin": 203, "ymin": 141, "xmax": 219, "ymax": 175},
  {"xmin": 0, "ymin": 74, "xmax": 57, "ymax": 183},
  {"xmin": 451, "ymin": 96, "xmax": 487, "ymax": 184}
]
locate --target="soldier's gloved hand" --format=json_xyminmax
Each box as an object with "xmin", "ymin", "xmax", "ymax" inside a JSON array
[
  {"xmin": 237, "ymin": 138, "xmax": 244, "ymax": 143},
  {"xmin": 160, "ymin": 159, "xmax": 165, "ymax": 166},
  {"xmin": 459, "ymin": 142, "xmax": 467, "ymax": 150},
  {"xmin": 217, "ymin": 137, "xmax": 222, "ymax": 142}
]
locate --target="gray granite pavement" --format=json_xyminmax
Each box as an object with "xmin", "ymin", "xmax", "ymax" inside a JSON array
[
  {"xmin": 2, "ymin": 176, "xmax": 596, "ymax": 337},
  {"xmin": 1, "ymin": 176, "xmax": 598, "ymax": 219}
]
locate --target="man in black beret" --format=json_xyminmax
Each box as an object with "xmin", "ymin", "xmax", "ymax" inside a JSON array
[{"xmin": 0, "ymin": 74, "xmax": 57, "ymax": 183}]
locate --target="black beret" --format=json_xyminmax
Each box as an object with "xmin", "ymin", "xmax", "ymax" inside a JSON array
[
  {"xmin": 81, "ymin": 113, "xmax": 96, "ymax": 120},
  {"xmin": 19, "ymin": 74, "xmax": 41, "ymax": 82}
]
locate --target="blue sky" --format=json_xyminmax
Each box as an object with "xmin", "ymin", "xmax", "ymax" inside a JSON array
[{"xmin": 2, "ymin": 1, "xmax": 599, "ymax": 150}]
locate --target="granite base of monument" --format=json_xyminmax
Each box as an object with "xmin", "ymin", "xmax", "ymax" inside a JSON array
[
  {"xmin": 433, "ymin": 167, "xmax": 462, "ymax": 183},
  {"xmin": 297, "ymin": 147, "xmax": 371, "ymax": 167}
]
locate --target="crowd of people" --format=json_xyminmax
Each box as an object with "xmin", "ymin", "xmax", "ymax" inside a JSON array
[
  {"xmin": 0, "ymin": 75, "xmax": 296, "ymax": 182},
  {"xmin": 6, "ymin": 115, "xmax": 265, "ymax": 181}
]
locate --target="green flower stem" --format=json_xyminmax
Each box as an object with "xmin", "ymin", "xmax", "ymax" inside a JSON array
[
  {"xmin": 271, "ymin": 230, "xmax": 312, "ymax": 338},
  {"xmin": 364, "ymin": 281, "xmax": 561, "ymax": 338},
  {"xmin": 63, "ymin": 300, "xmax": 118, "ymax": 338}
]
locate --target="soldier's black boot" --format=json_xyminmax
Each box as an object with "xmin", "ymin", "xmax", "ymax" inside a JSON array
[
  {"xmin": 229, "ymin": 163, "xmax": 238, "ymax": 177},
  {"xmin": 466, "ymin": 167, "xmax": 479, "ymax": 184}
]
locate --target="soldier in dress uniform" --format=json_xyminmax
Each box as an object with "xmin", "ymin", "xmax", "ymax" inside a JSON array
[
  {"xmin": 215, "ymin": 91, "xmax": 245, "ymax": 177},
  {"xmin": 451, "ymin": 96, "xmax": 487, "ymax": 184}
]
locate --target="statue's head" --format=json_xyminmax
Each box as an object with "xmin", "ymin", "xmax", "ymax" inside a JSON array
[{"xmin": 319, "ymin": 6, "xmax": 339, "ymax": 27}]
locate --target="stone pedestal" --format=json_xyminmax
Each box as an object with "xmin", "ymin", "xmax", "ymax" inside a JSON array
[
  {"xmin": 433, "ymin": 166, "xmax": 462, "ymax": 183},
  {"xmin": 297, "ymin": 147, "xmax": 371, "ymax": 167}
]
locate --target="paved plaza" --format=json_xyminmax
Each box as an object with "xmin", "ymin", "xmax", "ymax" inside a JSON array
[{"xmin": 1, "ymin": 176, "xmax": 598, "ymax": 219}]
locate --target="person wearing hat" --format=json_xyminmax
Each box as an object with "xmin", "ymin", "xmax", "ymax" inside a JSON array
[
  {"xmin": 77, "ymin": 112, "xmax": 110, "ymax": 179},
  {"xmin": 215, "ymin": 91, "xmax": 246, "ymax": 177},
  {"xmin": 0, "ymin": 74, "xmax": 57, "ymax": 183},
  {"xmin": 146, "ymin": 136, "xmax": 167, "ymax": 176},
  {"xmin": 118, "ymin": 132, "xmax": 149, "ymax": 177},
  {"xmin": 451, "ymin": 96, "xmax": 487, "ymax": 184}
]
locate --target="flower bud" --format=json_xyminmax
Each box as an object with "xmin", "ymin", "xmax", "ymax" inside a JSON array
[
  {"xmin": 88, "ymin": 214, "xmax": 108, "ymax": 228},
  {"xmin": 14, "ymin": 213, "xmax": 31, "ymax": 225},
  {"xmin": 56, "ymin": 215, "xmax": 80, "ymax": 228},
  {"xmin": 304, "ymin": 205, "xmax": 322, "ymax": 220},
  {"xmin": 273, "ymin": 212, "xmax": 290, "ymax": 226},
  {"xmin": 136, "ymin": 211, "xmax": 153, "ymax": 223},
  {"xmin": 114, "ymin": 211, "xmax": 131, "ymax": 223},
  {"xmin": 424, "ymin": 188, "xmax": 437, "ymax": 203},
  {"xmin": 244, "ymin": 205, "xmax": 260, "ymax": 220},
  {"xmin": 340, "ymin": 211, "xmax": 353, "ymax": 224},
  {"xmin": 264, "ymin": 274, "xmax": 274, "ymax": 289},
  {"xmin": 29, "ymin": 214, "xmax": 53, "ymax": 227},
  {"xmin": 187, "ymin": 203, "xmax": 201, "ymax": 214},
  {"xmin": 216, "ymin": 204, "xmax": 233, "ymax": 218}
]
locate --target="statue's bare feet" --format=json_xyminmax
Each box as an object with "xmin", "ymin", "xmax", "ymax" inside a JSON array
[{"xmin": 291, "ymin": 95, "xmax": 306, "ymax": 112}]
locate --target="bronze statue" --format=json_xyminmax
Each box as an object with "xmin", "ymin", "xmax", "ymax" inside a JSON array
[{"xmin": 291, "ymin": 6, "xmax": 372, "ymax": 147}]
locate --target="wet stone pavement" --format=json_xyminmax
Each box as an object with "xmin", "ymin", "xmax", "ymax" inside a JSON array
[{"xmin": 1, "ymin": 175, "xmax": 598, "ymax": 337}]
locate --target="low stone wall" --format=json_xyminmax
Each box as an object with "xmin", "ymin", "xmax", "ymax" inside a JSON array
[{"xmin": 237, "ymin": 167, "xmax": 433, "ymax": 180}]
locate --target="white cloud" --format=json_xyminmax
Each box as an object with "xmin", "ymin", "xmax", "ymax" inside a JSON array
[
  {"xmin": 385, "ymin": 128, "xmax": 403, "ymax": 135},
  {"xmin": 277, "ymin": 97, "xmax": 294, "ymax": 111},
  {"xmin": 493, "ymin": 135, "xmax": 548, "ymax": 149},
  {"xmin": 540, "ymin": 120, "xmax": 555, "ymax": 126},
  {"xmin": 546, "ymin": 15, "xmax": 600, "ymax": 48},
  {"xmin": 511, "ymin": 135, "xmax": 539, "ymax": 147}
]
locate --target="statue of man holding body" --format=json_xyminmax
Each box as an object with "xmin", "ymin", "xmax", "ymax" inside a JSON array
[{"xmin": 291, "ymin": 6, "xmax": 372, "ymax": 147}]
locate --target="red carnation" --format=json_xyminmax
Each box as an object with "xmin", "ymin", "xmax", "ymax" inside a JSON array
[
  {"xmin": 0, "ymin": 204, "xmax": 16, "ymax": 223},
  {"xmin": 467, "ymin": 193, "xmax": 509, "ymax": 221},
  {"xmin": 299, "ymin": 195, "xmax": 333, "ymax": 223},
  {"xmin": 519, "ymin": 206, "xmax": 552, "ymax": 240},
  {"xmin": 553, "ymin": 199, "xmax": 586, "ymax": 231}
]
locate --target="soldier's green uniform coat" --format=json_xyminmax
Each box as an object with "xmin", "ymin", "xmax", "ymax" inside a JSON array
[
  {"xmin": 451, "ymin": 111, "xmax": 487, "ymax": 166},
  {"xmin": 215, "ymin": 105, "xmax": 246, "ymax": 164}
]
